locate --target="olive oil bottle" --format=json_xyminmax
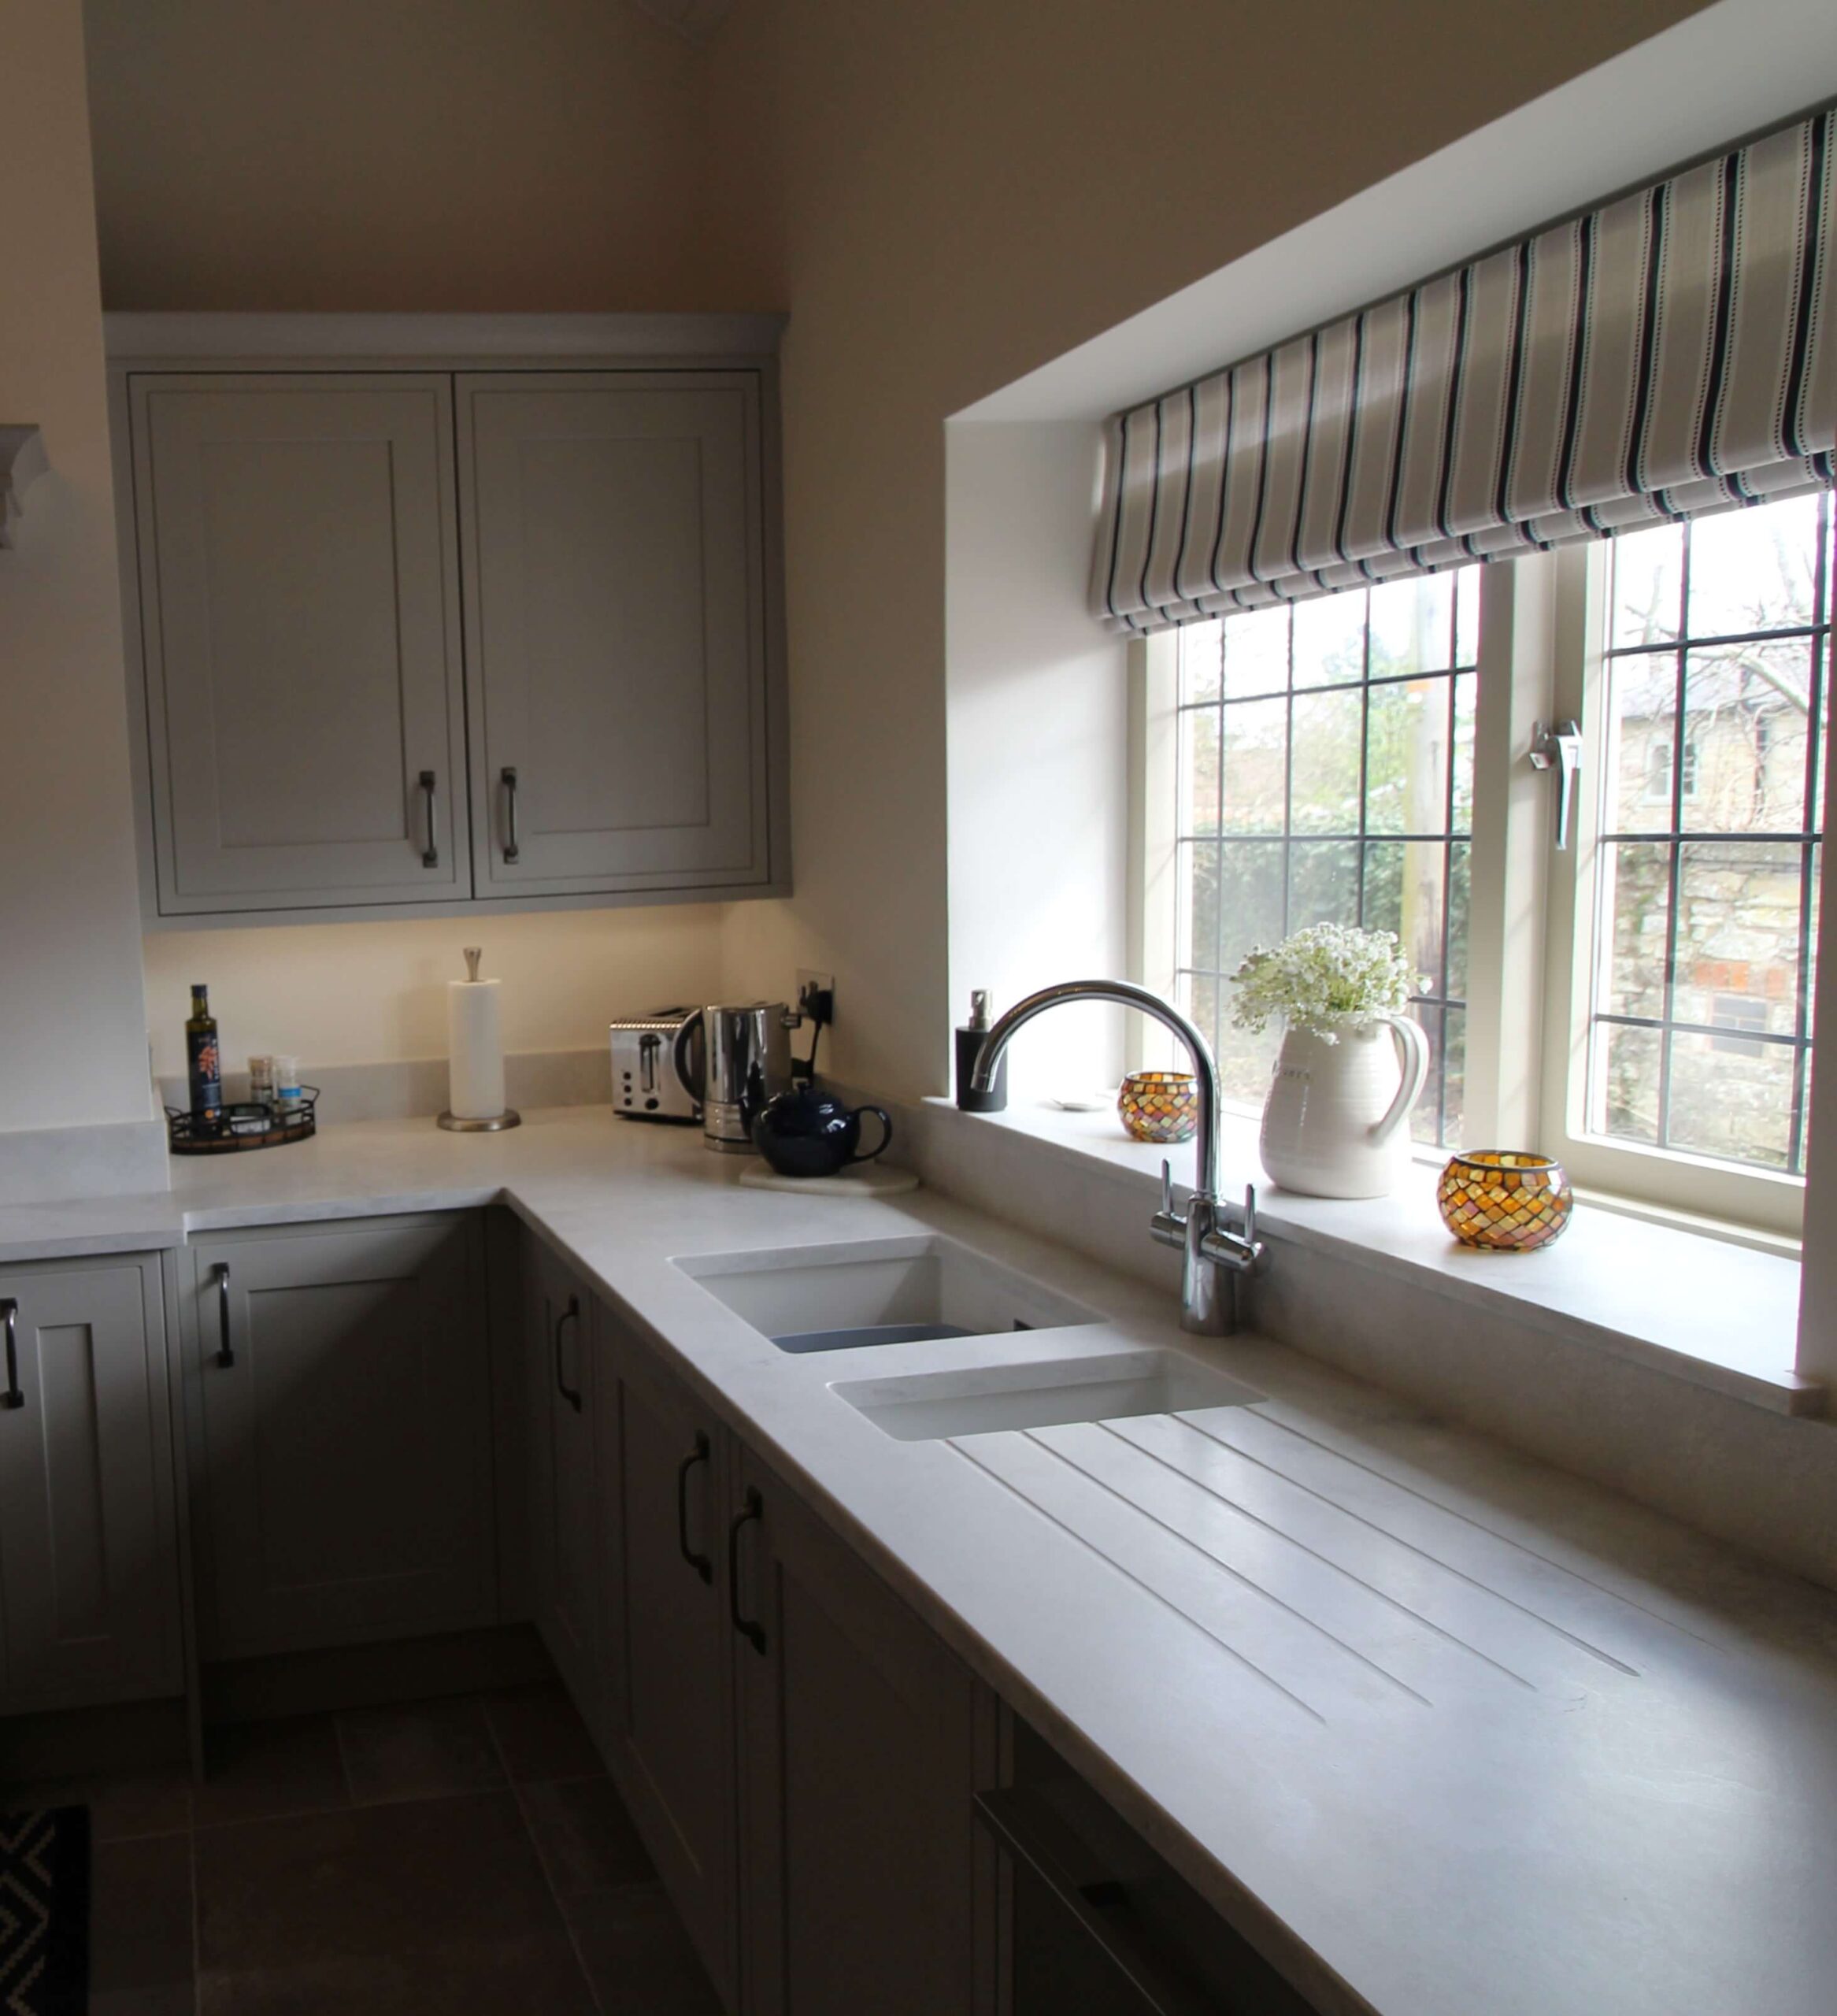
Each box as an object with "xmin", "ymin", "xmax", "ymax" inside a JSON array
[{"xmin": 185, "ymin": 983, "xmax": 223, "ymax": 1136}]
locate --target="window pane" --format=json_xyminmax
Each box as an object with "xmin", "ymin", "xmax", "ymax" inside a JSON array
[
  {"xmin": 1681, "ymin": 640, "xmax": 1816, "ymax": 834},
  {"xmin": 1454, "ymin": 572, "xmax": 1480, "ymax": 669},
  {"xmin": 1288, "ymin": 839, "xmax": 1360, "ymax": 932},
  {"xmin": 1165, "ymin": 562, "xmax": 1479, "ymax": 1147},
  {"xmin": 1179, "ymin": 839, "xmax": 1220, "ymax": 976},
  {"xmin": 1222, "ymin": 606, "xmax": 1291, "ymax": 698},
  {"xmin": 1446, "ymin": 842, "xmax": 1470, "ymax": 1003},
  {"xmin": 1408, "ymin": 1004, "xmax": 1445, "ymax": 1146},
  {"xmin": 1180, "ymin": 621, "xmax": 1224, "ymax": 704},
  {"xmin": 1603, "ymin": 654, "xmax": 1680, "ymax": 833},
  {"xmin": 1291, "ymin": 590, "xmax": 1367, "ymax": 688},
  {"xmin": 1365, "ymin": 680, "xmax": 1450, "ymax": 836},
  {"xmin": 1219, "ymin": 698, "xmax": 1287, "ymax": 834},
  {"xmin": 1585, "ymin": 491, "xmax": 1828, "ymax": 1184},
  {"xmin": 1665, "ymin": 1028, "xmax": 1795, "ymax": 1169},
  {"xmin": 1443, "ymin": 1007, "xmax": 1467, "ymax": 1146},
  {"xmin": 1369, "ymin": 573, "xmax": 1454, "ymax": 676},
  {"xmin": 1686, "ymin": 494, "xmax": 1820, "ymax": 639},
  {"xmin": 1180, "ymin": 706, "xmax": 1220, "ymax": 836},
  {"xmin": 1598, "ymin": 842, "xmax": 1671, "ymax": 1020},
  {"xmin": 1672, "ymin": 840, "xmax": 1806, "ymax": 1034},
  {"xmin": 1594, "ymin": 1021, "xmax": 1662, "ymax": 1144},
  {"xmin": 1361, "ymin": 839, "xmax": 1446, "ymax": 995},
  {"xmin": 1290, "ymin": 687, "xmax": 1364, "ymax": 834},
  {"xmin": 1609, "ymin": 521, "xmax": 1683, "ymax": 650},
  {"xmin": 1451, "ymin": 673, "xmax": 1476, "ymax": 832}
]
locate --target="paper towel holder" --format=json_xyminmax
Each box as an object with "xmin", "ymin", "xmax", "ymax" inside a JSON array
[{"xmin": 438, "ymin": 945, "xmax": 522, "ymax": 1132}]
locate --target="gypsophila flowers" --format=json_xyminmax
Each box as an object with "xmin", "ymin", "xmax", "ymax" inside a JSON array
[{"xmin": 1229, "ymin": 925, "xmax": 1422, "ymax": 1043}]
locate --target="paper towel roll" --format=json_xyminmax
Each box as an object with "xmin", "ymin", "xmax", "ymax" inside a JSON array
[{"xmin": 448, "ymin": 978, "xmax": 507, "ymax": 1120}]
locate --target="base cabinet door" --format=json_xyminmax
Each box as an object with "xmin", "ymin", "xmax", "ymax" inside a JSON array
[
  {"xmin": 731, "ymin": 1449, "xmax": 984, "ymax": 2016},
  {"xmin": 598, "ymin": 1316, "xmax": 738, "ymax": 2004},
  {"xmin": 188, "ymin": 1216, "xmax": 494, "ymax": 1659},
  {"xmin": 524, "ymin": 1234, "xmax": 602, "ymax": 1733},
  {"xmin": 0, "ymin": 1257, "xmax": 181, "ymax": 1711}
]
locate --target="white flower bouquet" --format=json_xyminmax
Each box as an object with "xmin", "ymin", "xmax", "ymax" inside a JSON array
[{"xmin": 1229, "ymin": 924, "xmax": 1421, "ymax": 1043}]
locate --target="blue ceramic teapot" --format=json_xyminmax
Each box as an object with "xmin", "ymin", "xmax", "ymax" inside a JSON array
[{"xmin": 750, "ymin": 1086, "xmax": 893, "ymax": 1178}]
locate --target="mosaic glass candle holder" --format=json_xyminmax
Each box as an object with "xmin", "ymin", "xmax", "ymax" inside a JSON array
[
  {"xmin": 1118, "ymin": 1070, "xmax": 1199, "ymax": 1145},
  {"xmin": 1436, "ymin": 1151, "xmax": 1574, "ymax": 1252}
]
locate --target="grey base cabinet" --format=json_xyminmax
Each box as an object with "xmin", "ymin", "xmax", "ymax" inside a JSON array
[
  {"xmin": 524, "ymin": 1235, "xmax": 602, "ymax": 1736},
  {"xmin": 597, "ymin": 1308, "xmax": 739, "ymax": 2005},
  {"xmin": 186, "ymin": 1216, "xmax": 495, "ymax": 1662},
  {"xmin": 729, "ymin": 1448, "xmax": 989, "ymax": 2016},
  {"xmin": 0, "ymin": 1255, "xmax": 183, "ymax": 1714}
]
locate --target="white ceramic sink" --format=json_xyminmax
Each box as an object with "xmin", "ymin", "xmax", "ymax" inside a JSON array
[
  {"xmin": 828, "ymin": 1346, "xmax": 1262, "ymax": 1441},
  {"xmin": 673, "ymin": 1234, "xmax": 1102, "ymax": 1354}
]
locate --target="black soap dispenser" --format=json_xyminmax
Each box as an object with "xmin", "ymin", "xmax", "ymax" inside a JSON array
[{"xmin": 954, "ymin": 989, "xmax": 1007, "ymax": 1113}]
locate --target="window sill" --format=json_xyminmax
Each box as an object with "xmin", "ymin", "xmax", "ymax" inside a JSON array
[{"xmin": 917, "ymin": 1096, "xmax": 1819, "ymax": 1418}]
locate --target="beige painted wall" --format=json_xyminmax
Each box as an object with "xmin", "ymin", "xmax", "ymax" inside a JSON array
[
  {"xmin": 142, "ymin": 906, "xmax": 727, "ymax": 1078},
  {"xmin": 84, "ymin": 0, "xmax": 777, "ymax": 1075},
  {"xmin": 83, "ymin": 0, "xmax": 768, "ymax": 312},
  {"xmin": 0, "ymin": 0, "xmax": 154, "ymax": 1135},
  {"xmin": 707, "ymin": 0, "xmax": 1715, "ymax": 1098}
]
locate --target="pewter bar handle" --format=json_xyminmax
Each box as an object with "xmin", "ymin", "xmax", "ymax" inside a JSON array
[
  {"xmin": 419, "ymin": 769, "xmax": 439, "ymax": 868},
  {"xmin": 502, "ymin": 766, "xmax": 520, "ymax": 862}
]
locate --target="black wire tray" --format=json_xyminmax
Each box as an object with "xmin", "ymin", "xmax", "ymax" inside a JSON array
[{"xmin": 165, "ymin": 1091, "xmax": 319, "ymax": 1155}]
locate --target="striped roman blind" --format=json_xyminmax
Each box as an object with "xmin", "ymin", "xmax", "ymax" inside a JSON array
[{"xmin": 1091, "ymin": 111, "xmax": 1835, "ymax": 633}]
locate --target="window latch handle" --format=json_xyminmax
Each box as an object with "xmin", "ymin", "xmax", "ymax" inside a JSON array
[{"xmin": 1529, "ymin": 720, "xmax": 1583, "ymax": 850}]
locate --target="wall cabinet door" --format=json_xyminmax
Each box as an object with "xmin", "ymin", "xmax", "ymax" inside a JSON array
[
  {"xmin": 130, "ymin": 372, "xmax": 469, "ymax": 914},
  {"xmin": 0, "ymin": 1257, "xmax": 182, "ymax": 1712},
  {"xmin": 598, "ymin": 1313, "xmax": 738, "ymax": 2005},
  {"xmin": 187, "ymin": 1216, "xmax": 494, "ymax": 1659},
  {"xmin": 459, "ymin": 373, "xmax": 773, "ymax": 898},
  {"xmin": 731, "ymin": 1449, "xmax": 985, "ymax": 2016},
  {"xmin": 524, "ymin": 1232, "xmax": 602, "ymax": 1734}
]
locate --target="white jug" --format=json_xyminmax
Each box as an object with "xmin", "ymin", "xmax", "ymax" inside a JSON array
[{"xmin": 1258, "ymin": 1016, "xmax": 1430, "ymax": 1199}]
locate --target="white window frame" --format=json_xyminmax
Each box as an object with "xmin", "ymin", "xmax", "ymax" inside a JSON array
[{"xmin": 1131, "ymin": 539, "xmax": 1813, "ymax": 1242}]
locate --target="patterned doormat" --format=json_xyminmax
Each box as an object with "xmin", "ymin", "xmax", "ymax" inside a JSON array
[{"xmin": 0, "ymin": 1807, "xmax": 90, "ymax": 2016}]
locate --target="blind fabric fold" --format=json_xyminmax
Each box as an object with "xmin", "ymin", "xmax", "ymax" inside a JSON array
[{"xmin": 1091, "ymin": 111, "xmax": 1836, "ymax": 634}]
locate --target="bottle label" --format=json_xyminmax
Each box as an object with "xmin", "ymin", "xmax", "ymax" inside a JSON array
[{"xmin": 187, "ymin": 1028, "xmax": 223, "ymax": 1114}]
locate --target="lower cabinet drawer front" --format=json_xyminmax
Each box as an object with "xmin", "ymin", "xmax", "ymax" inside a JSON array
[{"xmin": 190, "ymin": 1217, "xmax": 497, "ymax": 1658}]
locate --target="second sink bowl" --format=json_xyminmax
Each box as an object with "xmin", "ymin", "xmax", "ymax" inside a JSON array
[
  {"xmin": 829, "ymin": 1347, "xmax": 1263, "ymax": 1442},
  {"xmin": 674, "ymin": 1233, "xmax": 1102, "ymax": 1354}
]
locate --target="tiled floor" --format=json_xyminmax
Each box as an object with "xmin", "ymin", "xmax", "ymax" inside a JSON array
[{"xmin": 2, "ymin": 1684, "xmax": 723, "ymax": 2015}]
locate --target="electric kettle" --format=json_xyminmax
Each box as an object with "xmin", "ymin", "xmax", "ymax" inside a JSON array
[{"xmin": 672, "ymin": 1002, "xmax": 802, "ymax": 1152}]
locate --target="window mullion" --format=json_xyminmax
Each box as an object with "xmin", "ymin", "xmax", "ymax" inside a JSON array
[{"xmin": 1465, "ymin": 551, "xmax": 1560, "ymax": 1148}]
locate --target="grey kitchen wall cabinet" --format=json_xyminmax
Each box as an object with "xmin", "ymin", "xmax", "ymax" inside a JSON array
[
  {"xmin": 731, "ymin": 1446, "xmax": 991, "ymax": 2016},
  {"xmin": 524, "ymin": 1232, "xmax": 604, "ymax": 1738},
  {"xmin": 128, "ymin": 374, "xmax": 471, "ymax": 915},
  {"xmin": 597, "ymin": 1307, "xmax": 739, "ymax": 2006},
  {"xmin": 0, "ymin": 1254, "xmax": 183, "ymax": 1715},
  {"xmin": 109, "ymin": 318, "xmax": 788, "ymax": 925},
  {"xmin": 459, "ymin": 375, "xmax": 773, "ymax": 899},
  {"xmin": 185, "ymin": 1216, "xmax": 495, "ymax": 1661}
]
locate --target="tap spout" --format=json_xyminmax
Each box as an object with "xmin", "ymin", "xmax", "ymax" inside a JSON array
[{"xmin": 970, "ymin": 979, "xmax": 1222, "ymax": 1202}]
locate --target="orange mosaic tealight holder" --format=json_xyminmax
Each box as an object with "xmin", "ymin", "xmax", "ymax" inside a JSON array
[
  {"xmin": 1118, "ymin": 1070, "xmax": 1199, "ymax": 1145},
  {"xmin": 1437, "ymin": 1151, "xmax": 1574, "ymax": 1252}
]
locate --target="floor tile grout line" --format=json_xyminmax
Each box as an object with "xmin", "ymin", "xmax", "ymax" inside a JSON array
[{"xmin": 480, "ymin": 1694, "xmax": 609, "ymax": 2015}]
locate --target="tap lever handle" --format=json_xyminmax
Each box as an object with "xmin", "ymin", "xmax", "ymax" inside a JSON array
[
  {"xmin": 1159, "ymin": 1158, "xmax": 1175, "ymax": 1218},
  {"xmin": 1242, "ymin": 1183, "xmax": 1257, "ymax": 1246}
]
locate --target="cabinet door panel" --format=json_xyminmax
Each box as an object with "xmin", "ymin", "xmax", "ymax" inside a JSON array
[
  {"xmin": 132, "ymin": 373, "xmax": 467, "ymax": 910},
  {"xmin": 601, "ymin": 1321, "xmax": 735, "ymax": 2002},
  {"xmin": 0, "ymin": 1260, "xmax": 181, "ymax": 1708},
  {"xmin": 525, "ymin": 1237, "xmax": 601, "ymax": 1728},
  {"xmin": 190, "ymin": 1218, "xmax": 494, "ymax": 1658},
  {"xmin": 461, "ymin": 373, "xmax": 770, "ymax": 895},
  {"xmin": 736, "ymin": 1457, "xmax": 981, "ymax": 2016}
]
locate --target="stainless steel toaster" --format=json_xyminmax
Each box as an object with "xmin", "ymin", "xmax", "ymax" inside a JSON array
[{"xmin": 609, "ymin": 1010, "xmax": 702, "ymax": 1124}]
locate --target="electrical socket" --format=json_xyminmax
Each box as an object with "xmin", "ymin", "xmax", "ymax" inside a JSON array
[{"xmin": 796, "ymin": 969, "xmax": 835, "ymax": 1025}]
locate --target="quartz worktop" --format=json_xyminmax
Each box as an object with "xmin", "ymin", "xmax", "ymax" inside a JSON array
[{"xmin": 20, "ymin": 1105, "xmax": 1837, "ymax": 2014}]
